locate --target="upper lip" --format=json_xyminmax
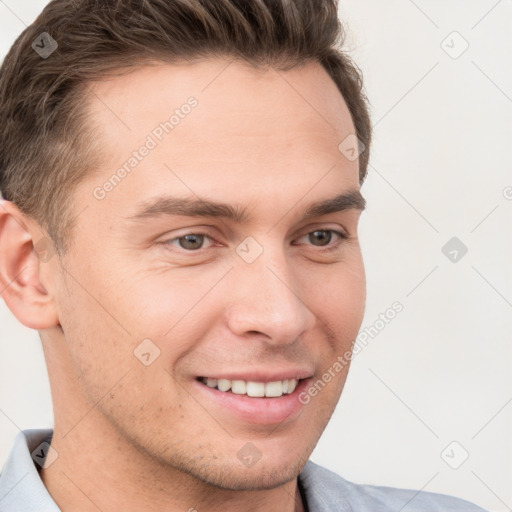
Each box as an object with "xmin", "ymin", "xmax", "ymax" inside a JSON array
[{"xmin": 197, "ymin": 368, "xmax": 314, "ymax": 382}]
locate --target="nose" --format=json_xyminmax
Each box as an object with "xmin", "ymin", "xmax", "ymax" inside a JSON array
[{"xmin": 225, "ymin": 246, "xmax": 316, "ymax": 345}]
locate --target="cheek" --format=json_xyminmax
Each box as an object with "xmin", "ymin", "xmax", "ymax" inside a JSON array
[
  {"xmin": 303, "ymin": 254, "xmax": 365, "ymax": 346},
  {"xmin": 334, "ymin": 270, "xmax": 366, "ymax": 340},
  {"xmin": 62, "ymin": 308, "xmax": 133, "ymax": 400},
  {"xmin": 55, "ymin": 268, "xmax": 143, "ymax": 401},
  {"xmin": 110, "ymin": 264, "xmax": 230, "ymax": 338}
]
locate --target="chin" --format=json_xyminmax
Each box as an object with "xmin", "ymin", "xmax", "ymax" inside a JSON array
[
  {"xmin": 193, "ymin": 457, "xmax": 308, "ymax": 491},
  {"xmin": 159, "ymin": 441, "xmax": 312, "ymax": 492}
]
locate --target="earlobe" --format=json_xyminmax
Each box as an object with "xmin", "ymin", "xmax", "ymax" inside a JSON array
[{"xmin": 0, "ymin": 200, "xmax": 60, "ymax": 330}]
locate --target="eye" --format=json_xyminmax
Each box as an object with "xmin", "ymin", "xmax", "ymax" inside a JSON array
[
  {"xmin": 164, "ymin": 231, "xmax": 215, "ymax": 251},
  {"xmin": 294, "ymin": 229, "xmax": 348, "ymax": 250}
]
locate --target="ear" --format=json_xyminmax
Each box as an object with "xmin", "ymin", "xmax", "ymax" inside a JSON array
[{"xmin": 0, "ymin": 199, "xmax": 60, "ymax": 330}]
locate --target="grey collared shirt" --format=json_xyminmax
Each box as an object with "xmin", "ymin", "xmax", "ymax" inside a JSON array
[{"xmin": 0, "ymin": 429, "xmax": 488, "ymax": 511}]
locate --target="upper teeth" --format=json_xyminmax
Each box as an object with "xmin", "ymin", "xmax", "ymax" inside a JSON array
[{"xmin": 201, "ymin": 377, "xmax": 299, "ymax": 397}]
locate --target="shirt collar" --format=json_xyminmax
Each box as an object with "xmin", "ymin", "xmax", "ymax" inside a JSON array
[{"xmin": 0, "ymin": 428, "xmax": 59, "ymax": 511}]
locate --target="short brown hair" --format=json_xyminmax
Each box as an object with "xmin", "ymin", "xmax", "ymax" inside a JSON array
[{"xmin": 0, "ymin": 0, "xmax": 372, "ymax": 256}]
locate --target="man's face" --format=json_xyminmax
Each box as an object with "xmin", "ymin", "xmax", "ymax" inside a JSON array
[{"xmin": 47, "ymin": 59, "xmax": 366, "ymax": 489}]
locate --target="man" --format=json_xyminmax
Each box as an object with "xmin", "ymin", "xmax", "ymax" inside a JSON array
[{"xmin": 0, "ymin": 1, "xmax": 488, "ymax": 510}]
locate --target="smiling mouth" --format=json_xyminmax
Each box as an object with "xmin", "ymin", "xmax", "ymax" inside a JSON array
[{"xmin": 196, "ymin": 377, "xmax": 301, "ymax": 398}]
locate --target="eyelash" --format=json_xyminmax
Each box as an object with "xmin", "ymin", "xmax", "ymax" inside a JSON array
[{"xmin": 161, "ymin": 228, "xmax": 349, "ymax": 254}]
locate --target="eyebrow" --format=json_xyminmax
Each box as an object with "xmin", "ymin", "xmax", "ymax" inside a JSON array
[{"xmin": 126, "ymin": 189, "xmax": 366, "ymax": 224}]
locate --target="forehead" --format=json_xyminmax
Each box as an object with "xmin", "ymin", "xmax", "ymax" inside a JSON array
[
  {"xmin": 76, "ymin": 59, "xmax": 360, "ymax": 227},
  {"xmin": 85, "ymin": 58, "xmax": 355, "ymax": 154}
]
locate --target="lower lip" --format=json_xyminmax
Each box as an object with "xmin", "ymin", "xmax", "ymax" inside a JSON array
[{"xmin": 193, "ymin": 378, "xmax": 312, "ymax": 425}]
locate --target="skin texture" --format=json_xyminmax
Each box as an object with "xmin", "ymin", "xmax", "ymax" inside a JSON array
[{"xmin": 0, "ymin": 59, "xmax": 366, "ymax": 511}]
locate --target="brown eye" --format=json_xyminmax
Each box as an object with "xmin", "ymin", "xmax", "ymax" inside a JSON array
[
  {"xmin": 178, "ymin": 234, "xmax": 206, "ymax": 250},
  {"xmin": 308, "ymin": 230, "xmax": 333, "ymax": 247},
  {"xmin": 163, "ymin": 232, "xmax": 214, "ymax": 252},
  {"xmin": 295, "ymin": 229, "xmax": 348, "ymax": 250}
]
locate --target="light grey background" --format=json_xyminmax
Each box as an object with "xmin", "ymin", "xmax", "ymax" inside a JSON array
[{"xmin": 1, "ymin": 1, "xmax": 511, "ymax": 511}]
